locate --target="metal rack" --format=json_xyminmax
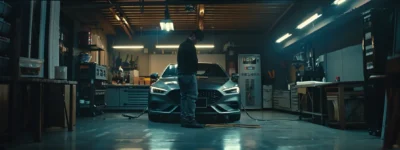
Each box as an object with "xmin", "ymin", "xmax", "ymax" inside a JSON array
[{"xmin": 362, "ymin": 8, "xmax": 395, "ymax": 136}]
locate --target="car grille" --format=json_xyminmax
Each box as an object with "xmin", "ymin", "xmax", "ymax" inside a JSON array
[{"xmin": 167, "ymin": 90, "xmax": 223, "ymax": 104}]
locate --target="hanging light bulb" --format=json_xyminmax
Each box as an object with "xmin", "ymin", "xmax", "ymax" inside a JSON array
[{"xmin": 160, "ymin": 2, "xmax": 174, "ymax": 31}]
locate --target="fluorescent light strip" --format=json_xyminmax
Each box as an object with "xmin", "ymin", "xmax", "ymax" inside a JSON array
[
  {"xmin": 156, "ymin": 45, "xmax": 179, "ymax": 49},
  {"xmin": 113, "ymin": 45, "xmax": 144, "ymax": 49},
  {"xmin": 156, "ymin": 45, "xmax": 214, "ymax": 49},
  {"xmin": 333, "ymin": 0, "xmax": 346, "ymax": 5},
  {"xmin": 115, "ymin": 15, "xmax": 120, "ymax": 21},
  {"xmin": 296, "ymin": 13, "xmax": 322, "ymax": 29},
  {"xmin": 196, "ymin": 45, "xmax": 214, "ymax": 48},
  {"xmin": 276, "ymin": 33, "xmax": 292, "ymax": 43}
]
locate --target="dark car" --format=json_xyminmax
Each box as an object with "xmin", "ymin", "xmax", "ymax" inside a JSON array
[{"xmin": 148, "ymin": 63, "xmax": 241, "ymax": 122}]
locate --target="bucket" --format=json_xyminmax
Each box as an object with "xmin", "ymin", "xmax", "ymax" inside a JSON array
[{"xmin": 55, "ymin": 66, "xmax": 67, "ymax": 80}]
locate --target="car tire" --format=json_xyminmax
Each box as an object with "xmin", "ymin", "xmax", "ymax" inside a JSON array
[
  {"xmin": 229, "ymin": 114, "xmax": 241, "ymax": 122},
  {"xmin": 148, "ymin": 113, "xmax": 160, "ymax": 122}
]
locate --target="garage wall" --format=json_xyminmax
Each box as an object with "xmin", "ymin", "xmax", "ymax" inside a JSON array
[
  {"xmin": 110, "ymin": 29, "xmax": 264, "ymax": 55},
  {"xmin": 114, "ymin": 50, "xmax": 150, "ymax": 76},
  {"xmin": 325, "ymin": 44, "xmax": 364, "ymax": 82},
  {"xmin": 149, "ymin": 54, "xmax": 226, "ymax": 75}
]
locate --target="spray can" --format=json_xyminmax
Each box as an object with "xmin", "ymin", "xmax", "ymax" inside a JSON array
[{"xmin": 335, "ymin": 76, "xmax": 341, "ymax": 82}]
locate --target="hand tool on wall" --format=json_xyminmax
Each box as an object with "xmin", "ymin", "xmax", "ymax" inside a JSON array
[
  {"xmin": 123, "ymin": 54, "xmax": 130, "ymax": 67},
  {"xmin": 130, "ymin": 54, "xmax": 134, "ymax": 68},
  {"xmin": 268, "ymin": 70, "xmax": 275, "ymax": 80},
  {"xmin": 133, "ymin": 56, "xmax": 139, "ymax": 69},
  {"xmin": 116, "ymin": 52, "xmax": 122, "ymax": 68}
]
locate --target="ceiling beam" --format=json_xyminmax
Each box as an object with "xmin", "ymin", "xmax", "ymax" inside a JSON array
[
  {"xmin": 109, "ymin": 7, "xmax": 133, "ymax": 39},
  {"xmin": 62, "ymin": 0, "xmax": 295, "ymax": 9},
  {"xmin": 197, "ymin": 4, "xmax": 205, "ymax": 30}
]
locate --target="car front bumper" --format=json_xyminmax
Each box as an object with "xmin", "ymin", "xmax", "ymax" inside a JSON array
[{"xmin": 148, "ymin": 91, "xmax": 240, "ymax": 115}]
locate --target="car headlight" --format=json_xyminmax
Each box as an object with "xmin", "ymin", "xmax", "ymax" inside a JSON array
[
  {"xmin": 223, "ymin": 87, "xmax": 240, "ymax": 94},
  {"xmin": 150, "ymin": 86, "xmax": 168, "ymax": 95}
]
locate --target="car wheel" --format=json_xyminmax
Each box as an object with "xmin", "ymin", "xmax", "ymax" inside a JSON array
[
  {"xmin": 229, "ymin": 114, "xmax": 241, "ymax": 122},
  {"xmin": 148, "ymin": 113, "xmax": 160, "ymax": 122}
]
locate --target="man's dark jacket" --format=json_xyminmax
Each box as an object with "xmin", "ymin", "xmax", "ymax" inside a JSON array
[{"xmin": 177, "ymin": 39, "xmax": 198, "ymax": 74}]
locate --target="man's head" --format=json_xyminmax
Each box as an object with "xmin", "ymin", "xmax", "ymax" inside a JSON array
[{"xmin": 188, "ymin": 29, "xmax": 204, "ymax": 44}]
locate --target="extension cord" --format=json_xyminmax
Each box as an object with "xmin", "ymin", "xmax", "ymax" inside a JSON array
[
  {"xmin": 122, "ymin": 107, "xmax": 148, "ymax": 119},
  {"xmin": 239, "ymin": 98, "xmax": 298, "ymax": 122}
]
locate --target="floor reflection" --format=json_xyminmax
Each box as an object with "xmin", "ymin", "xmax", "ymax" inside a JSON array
[{"xmin": 223, "ymin": 129, "xmax": 241, "ymax": 150}]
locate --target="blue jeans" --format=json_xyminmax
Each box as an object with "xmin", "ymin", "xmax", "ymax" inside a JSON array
[{"xmin": 178, "ymin": 74, "xmax": 198, "ymax": 120}]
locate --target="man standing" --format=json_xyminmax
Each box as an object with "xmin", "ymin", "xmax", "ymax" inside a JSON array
[{"xmin": 177, "ymin": 29, "xmax": 204, "ymax": 128}]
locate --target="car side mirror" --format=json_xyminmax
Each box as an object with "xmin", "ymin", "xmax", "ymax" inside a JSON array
[
  {"xmin": 231, "ymin": 73, "xmax": 239, "ymax": 82},
  {"xmin": 150, "ymin": 73, "xmax": 159, "ymax": 79}
]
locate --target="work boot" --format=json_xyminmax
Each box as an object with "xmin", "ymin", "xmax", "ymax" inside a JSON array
[{"xmin": 180, "ymin": 117, "xmax": 204, "ymax": 128}]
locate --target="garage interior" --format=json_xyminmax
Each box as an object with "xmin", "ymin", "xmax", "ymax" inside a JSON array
[{"xmin": 0, "ymin": 0, "xmax": 399, "ymax": 149}]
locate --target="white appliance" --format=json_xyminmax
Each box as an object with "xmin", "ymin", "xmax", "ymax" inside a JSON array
[
  {"xmin": 263, "ymin": 85, "xmax": 273, "ymax": 108},
  {"xmin": 238, "ymin": 54, "xmax": 261, "ymax": 109}
]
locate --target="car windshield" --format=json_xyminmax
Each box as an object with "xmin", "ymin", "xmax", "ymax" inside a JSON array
[{"xmin": 162, "ymin": 64, "xmax": 228, "ymax": 78}]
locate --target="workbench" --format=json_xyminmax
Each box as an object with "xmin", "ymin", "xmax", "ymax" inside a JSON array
[
  {"xmin": 0, "ymin": 77, "xmax": 77, "ymax": 143},
  {"xmin": 296, "ymin": 81, "xmax": 365, "ymax": 129},
  {"xmin": 324, "ymin": 81, "xmax": 365, "ymax": 129},
  {"xmin": 296, "ymin": 81, "xmax": 331, "ymax": 124}
]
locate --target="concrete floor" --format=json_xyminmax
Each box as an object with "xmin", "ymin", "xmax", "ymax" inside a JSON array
[{"xmin": 8, "ymin": 111, "xmax": 382, "ymax": 150}]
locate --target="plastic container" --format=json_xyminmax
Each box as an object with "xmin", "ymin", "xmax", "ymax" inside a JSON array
[
  {"xmin": 0, "ymin": 2, "xmax": 11, "ymax": 18},
  {"xmin": 80, "ymin": 53, "xmax": 92, "ymax": 63},
  {"xmin": 55, "ymin": 66, "xmax": 67, "ymax": 80},
  {"xmin": 0, "ymin": 19, "xmax": 11, "ymax": 35},
  {"xmin": 19, "ymin": 57, "xmax": 44, "ymax": 77},
  {"xmin": 0, "ymin": 56, "xmax": 8, "ymax": 76},
  {"xmin": 0, "ymin": 36, "xmax": 10, "ymax": 52}
]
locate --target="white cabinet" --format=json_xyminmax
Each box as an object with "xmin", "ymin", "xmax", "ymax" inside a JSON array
[
  {"xmin": 273, "ymin": 90, "xmax": 291, "ymax": 111},
  {"xmin": 263, "ymin": 85, "xmax": 273, "ymax": 108}
]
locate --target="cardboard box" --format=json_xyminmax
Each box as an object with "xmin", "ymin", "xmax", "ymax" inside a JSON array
[
  {"xmin": 133, "ymin": 77, "xmax": 140, "ymax": 85},
  {"xmin": 144, "ymin": 78, "xmax": 151, "ymax": 85}
]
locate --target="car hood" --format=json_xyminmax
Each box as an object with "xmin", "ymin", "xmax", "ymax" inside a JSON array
[{"xmin": 152, "ymin": 77, "xmax": 236, "ymax": 90}]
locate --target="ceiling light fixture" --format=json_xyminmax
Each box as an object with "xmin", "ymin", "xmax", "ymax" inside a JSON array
[
  {"xmin": 160, "ymin": 2, "xmax": 174, "ymax": 31},
  {"xmin": 195, "ymin": 45, "xmax": 214, "ymax": 48},
  {"xmin": 333, "ymin": 0, "xmax": 346, "ymax": 5},
  {"xmin": 113, "ymin": 45, "xmax": 144, "ymax": 49},
  {"xmin": 122, "ymin": 18, "xmax": 129, "ymax": 25},
  {"xmin": 156, "ymin": 45, "xmax": 179, "ymax": 49},
  {"xmin": 115, "ymin": 15, "xmax": 120, "ymax": 21},
  {"xmin": 276, "ymin": 33, "xmax": 292, "ymax": 43},
  {"xmin": 296, "ymin": 13, "xmax": 322, "ymax": 29},
  {"xmin": 156, "ymin": 44, "xmax": 214, "ymax": 49}
]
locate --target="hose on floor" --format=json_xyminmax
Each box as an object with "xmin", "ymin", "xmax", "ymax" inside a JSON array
[
  {"xmin": 239, "ymin": 99, "xmax": 299, "ymax": 122},
  {"xmin": 122, "ymin": 107, "xmax": 148, "ymax": 119}
]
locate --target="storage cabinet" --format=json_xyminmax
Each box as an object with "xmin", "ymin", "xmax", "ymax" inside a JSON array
[
  {"xmin": 105, "ymin": 88, "xmax": 119, "ymax": 107},
  {"xmin": 273, "ymin": 90, "xmax": 291, "ymax": 111},
  {"xmin": 291, "ymin": 86, "xmax": 299, "ymax": 112},
  {"xmin": 104, "ymin": 86, "xmax": 149, "ymax": 110},
  {"xmin": 262, "ymin": 85, "xmax": 273, "ymax": 109}
]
